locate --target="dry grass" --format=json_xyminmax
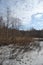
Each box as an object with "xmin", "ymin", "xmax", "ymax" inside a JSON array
[{"xmin": 0, "ymin": 27, "xmax": 42, "ymax": 45}]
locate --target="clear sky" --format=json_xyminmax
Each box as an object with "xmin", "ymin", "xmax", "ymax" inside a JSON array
[{"xmin": 0, "ymin": 0, "xmax": 43, "ymax": 30}]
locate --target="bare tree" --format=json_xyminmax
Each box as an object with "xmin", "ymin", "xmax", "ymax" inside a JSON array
[
  {"xmin": 0, "ymin": 16, "xmax": 3, "ymax": 27},
  {"xmin": 15, "ymin": 18, "xmax": 21, "ymax": 30},
  {"xmin": 11, "ymin": 17, "xmax": 21, "ymax": 30},
  {"xmin": 7, "ymin": 7, "xmax": 10, "ymax": 28},
  {"xmin": 6, "ymin": 7, "xmax": 10, "ymax": 42},
  {"xmin": 11, "ymin": 17, "xmax": 22, "ymax": 43}
]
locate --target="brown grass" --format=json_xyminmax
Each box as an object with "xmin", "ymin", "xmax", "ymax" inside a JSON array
[
  {"xmin": 0, "ymin": 27, "xmax": 42, "ymax": 45},
  {"xmin": 0, "ymin": 27, "xmax": 33, "ymax": 45}
]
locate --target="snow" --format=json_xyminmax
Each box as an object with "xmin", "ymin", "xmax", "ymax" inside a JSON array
[{"xmin": 0, "ymin": 41, "xmax": 43, "ymax": 65}]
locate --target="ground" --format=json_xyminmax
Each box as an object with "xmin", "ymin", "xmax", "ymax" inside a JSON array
[{"xmin": 0, "ymin": 41, "xmax": 43, "ymax": 65}]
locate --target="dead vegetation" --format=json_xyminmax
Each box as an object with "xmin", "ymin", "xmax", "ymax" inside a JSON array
[
  {"xmin": 0, "ymin": 27, "xmax": 43, "ymax": 46},
  {"xmin": 0, "ymin": 27, "xmax": 33, "ymax": 45}
]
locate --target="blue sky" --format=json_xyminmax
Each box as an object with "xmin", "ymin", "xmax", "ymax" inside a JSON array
[{"xmin": 0, "ymin": 0, "xmax": 43, "ymax": 30}]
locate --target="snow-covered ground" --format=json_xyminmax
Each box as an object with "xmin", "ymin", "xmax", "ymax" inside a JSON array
[{"xmin": 0, "ymin": 41, "xmax": 43, "ymax": 65}]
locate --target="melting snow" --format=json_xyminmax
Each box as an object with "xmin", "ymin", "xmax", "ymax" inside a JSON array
[{"xmin": 0, "ymin": 41, "xmax": 43, "ymax": 65}]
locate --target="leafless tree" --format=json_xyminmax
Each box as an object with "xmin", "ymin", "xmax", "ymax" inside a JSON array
[
  {"xmin": 15, "ymin": 18, "xmax": 21, "ymax": 30},
  {"xmin": 6, "ymin": 7, "xmax": 10, "ymax": 41},
  {"xmin": 7, "ymin": 7, "xmax": 10, "ymax": 28},
  {"xmin": 11, "ymin": 17, "xmax": 21, "ymax": 30},
  {"xmin": 0, "ymin": 16, "xmax": 3, "ymax": 27}
]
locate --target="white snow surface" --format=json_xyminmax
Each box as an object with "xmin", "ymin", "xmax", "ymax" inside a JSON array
[{"xmin": 0, "ymin": 41, "xmax": 43, "ymax": 65}]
